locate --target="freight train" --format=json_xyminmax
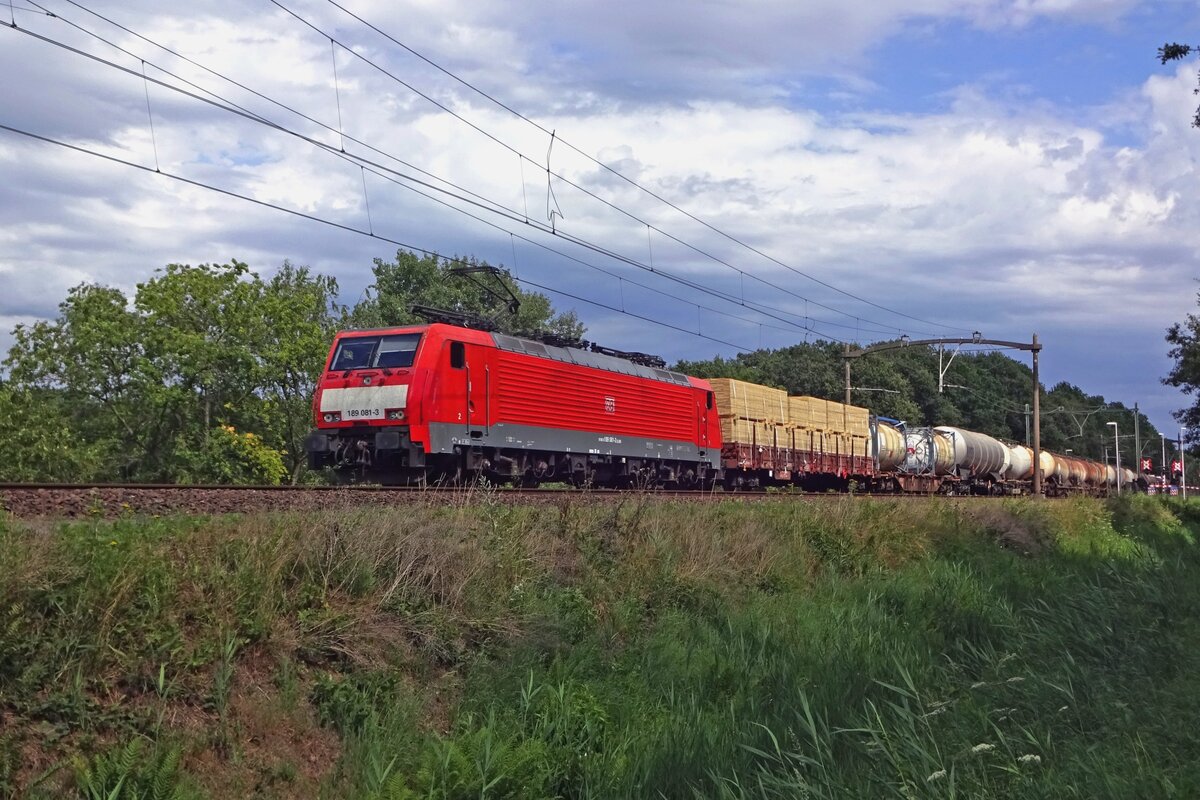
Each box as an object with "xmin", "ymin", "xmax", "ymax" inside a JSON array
[{"xmin": 305, "ymin": 322, "xmax": 1132, "ymax": 495}]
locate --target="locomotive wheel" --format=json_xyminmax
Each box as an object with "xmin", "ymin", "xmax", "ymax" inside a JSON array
[{"xmin": 633, "ymin": 469, "xmax": 657, "ymax": 491}]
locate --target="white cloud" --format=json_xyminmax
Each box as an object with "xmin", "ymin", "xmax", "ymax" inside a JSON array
[{"xmin": 1, "ymin": 0, "xmax": 1196, "ymax": 426}]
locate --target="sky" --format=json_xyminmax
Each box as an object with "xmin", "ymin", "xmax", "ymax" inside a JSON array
[{"xmin": 2, "ymin": 0, "xmax": 1200, "ymax": 443}]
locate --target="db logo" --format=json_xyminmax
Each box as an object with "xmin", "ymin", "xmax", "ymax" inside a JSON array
[{"xmin": 604, "ymin": 396, "xmax": 616, "ymax": 414}]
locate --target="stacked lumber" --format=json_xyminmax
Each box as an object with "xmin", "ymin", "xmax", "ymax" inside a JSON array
[
  {"xmin": 787, "ymin": 396, "xmax": 827, "ymax": 430},
  {"xmin": 788, "ymin": 397, "xmax": 871, "ymax": 438},
  {"xmin": 711, "ymin": 379, "xmax": 873, "ymax": 454},
  {"xmin": 719, "ymin": 418, "xmax": 784, "ymax": 446},
  {"xmin": 825, "ymin": 399, "xmax": 870, "ymax": 438},
  {"xmin": 710, "ymin": 378, "xmax": 788, "ymax": 422}
]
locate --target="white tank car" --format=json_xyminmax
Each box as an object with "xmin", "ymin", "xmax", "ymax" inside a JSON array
[
  {"xmin": 1007, "ymin": 444, "xmax": 1033, "ymax": 480},
  {"xmin": 873, "ymin": 420, "xmax": 906, "ymax": 471},
  {"xmin": 934, "ymin": 426, "xmax": 1009, "ymax": 479}
]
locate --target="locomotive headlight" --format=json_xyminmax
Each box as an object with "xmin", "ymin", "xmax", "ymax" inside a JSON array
[
  {"xmin": 386, "ymin": 408, "xmax": 405, "ymax": 420},
  {"xmin": 323, "ymin": 412, "xmax": 341, "ymax": 423}
]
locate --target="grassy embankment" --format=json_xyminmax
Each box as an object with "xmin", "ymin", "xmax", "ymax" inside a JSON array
[{"xmin": 2, "ymin": 493, "xmax": 1200, "ymax": 798}]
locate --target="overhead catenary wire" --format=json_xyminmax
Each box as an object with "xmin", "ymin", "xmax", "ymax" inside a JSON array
[
  {"xmin": 5, "ymin": 10, "xmax": 876, "ymax": 343},
  {"xmin": 17, "ymin": 0, "xmax": 969, "ymax": 341},
  {"xmin": 11, "ymin": 6, "xmax": 889, "ymax": 343},
  {"xmin": 315, "ymin": 0, "xmax": 973, "ymax": 336},
  {"xmin": 265, "ymin": 0, "xmax": 964, "ymax": 337},
  {"xmin": 0, "ymin": 121, "xmax": 768, "ymax": 352},
  {"xmin": 39, "ymin": 0, "xmax": 941, "ymax": 346}
]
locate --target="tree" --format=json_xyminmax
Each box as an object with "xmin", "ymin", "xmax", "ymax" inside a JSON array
[
  {"xmin": 252, "ymin": 262, "xmax": 345, "ymax": 481},
  {"xmin": 6, "ymin": 284, "xmax": 161, "ymax": 478},
  {"xmin": 352, "ymin": 250, "xmax": 585, "ymax": 340},
  {"xmin": 3, "ymin": 251, "xmax": 588, "ymax": 483},
  {"xmin": 1164, "ymin": 299, "xmax": 1200, "ymax": 445},
  {"xmin": 1157, "ymin": 42, "xmax": 1200, "ymax": 127},
  {"xmin": 135, "ymin": 261, "xmax": 264, "ymax": 438},
  {"xmin": 0, "ymin": 381, "xmax": 108, "ymax": 481},
  {"xmin": 3, "ymin": 260, "xmax": 344, "ymax": 483}
]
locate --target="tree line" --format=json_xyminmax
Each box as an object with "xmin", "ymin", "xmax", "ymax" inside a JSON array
[
  {"xmin": 0, "ymin": 251, "xmax": 579, "ymax": 484},
  {"xmin": 1, "ymin": 250, "xmax": 1189, "ymax": 483}
]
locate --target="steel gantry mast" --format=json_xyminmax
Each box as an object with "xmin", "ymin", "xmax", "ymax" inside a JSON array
[{"xmin": 844, "ymin": 335, "xmax": 1044, "ymax": 495}]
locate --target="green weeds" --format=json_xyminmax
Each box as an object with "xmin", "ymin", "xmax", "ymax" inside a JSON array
[{"xmin": 3, "ymin": 496, "xmax": 1200, "ymax": 797}]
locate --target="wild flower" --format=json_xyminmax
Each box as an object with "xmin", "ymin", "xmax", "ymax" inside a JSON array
[
  {"xmin": 971, "ymin": 743, "xmax": 995, "ymax": 754},
  {"xmin": 971, "ymin": 681, "xmax": 987, "ymax": 689},
  {"xmin": 927, "ymin": 770, "xmax": 947, "ymax": 782},
  {"xmin": 1057, "ymin": 705, "xmax": 1069, "ymax": 713},
  {"xmin": 1005, "ymin": 676, "xmax": 1025, "ymax": 684},
  {"xmin": 1018, "ymin": 754, "xmax": 1042, "ymax": 765}
]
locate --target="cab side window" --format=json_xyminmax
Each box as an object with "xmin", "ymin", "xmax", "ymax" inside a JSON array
[
  {"xmin": 706, "ymin": 391, "xmax": 714, "ymax": 410},
  {"xmin": 450, "ymin": 341, "xmax": 465, "ymax": 369}
]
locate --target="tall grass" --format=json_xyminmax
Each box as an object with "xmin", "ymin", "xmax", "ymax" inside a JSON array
[{"xmin": 2, "ymin": 493, "xmax": 1199, "ymax": 797}]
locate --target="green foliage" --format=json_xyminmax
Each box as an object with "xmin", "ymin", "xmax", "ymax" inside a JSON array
[
  {"xmin": 3, "ymin": 260, "xmax": 341, "ymax": 483},
  {"xmin": 0, "ymin": 383, "xmax": 108, "ymax": 481},
  {"xmin": 2, "ymin": 250, "xmax": 591, "ymax": 484},
  {"xmin": 1158, "ymin": 42, "xmax": 1200, "ymax": 127},
  {"xmin": 6, "ymin": 498, "xmax": 1200, "ymax": 797},
  {"xmin": 352, "ymin": 249, "xmax": 585, "ymax": 340},
  {"xmin": 172, "ymin": 425, "xmax": 288, "ymax": 485},
  {"xmin": 71, "ymin": 738, "xmax": 190, "ymax": 800},
  {"xmin": 1165, "ymin": 293, "xmax": 1200, "ymax": 446}
]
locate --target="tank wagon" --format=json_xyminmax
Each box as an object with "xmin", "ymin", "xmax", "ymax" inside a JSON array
[
  {"xmin": 868, "ymin": 423, "xmax": 953, "ymax": 493},
  {"xmin": 868, "ymin": 420, "xmax": 1119, "ymax": 496},
  {"xmin": 306, "ymin": 323, "xmax": 720, "ymax": 487}
]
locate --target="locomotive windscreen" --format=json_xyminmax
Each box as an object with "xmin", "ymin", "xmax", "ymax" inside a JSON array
[{"xmin": 330, "ymin": 333, "xmax": 422, "ymax": 370}]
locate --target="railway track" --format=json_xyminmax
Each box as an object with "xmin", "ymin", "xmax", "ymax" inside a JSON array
[{"xmin": 0, "ymin": 482, "xmax": 969, "ymax": 519}]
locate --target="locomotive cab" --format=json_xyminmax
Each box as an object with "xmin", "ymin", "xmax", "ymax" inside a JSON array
[{"xmin": 306, "ymin": 327, "xmax": 430, "ymax": 482}]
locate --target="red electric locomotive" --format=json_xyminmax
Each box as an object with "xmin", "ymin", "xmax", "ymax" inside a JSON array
[{"xmin": 305, "ymin": 323, "xmax": 722, "ymax": 487}]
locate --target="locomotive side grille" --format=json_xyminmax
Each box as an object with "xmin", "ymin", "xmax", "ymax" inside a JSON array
[{"xmin": 491, "ymin": 351, "xmax": 698, "ymax": 440}]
